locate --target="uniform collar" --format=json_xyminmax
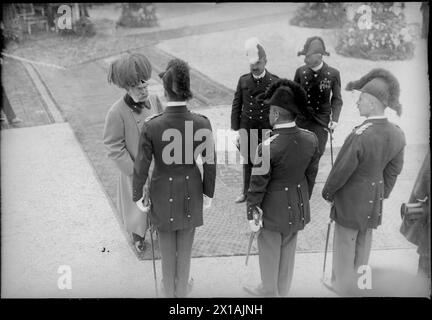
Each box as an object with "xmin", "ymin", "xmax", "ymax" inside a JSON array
[
  {"xmin": 164, "ymin": 103, "xmax": 188, "ymax": 113},
  {"xmin": 310, "ymin": 61, "xmax": 324, "ymax": 72},
  {"xmin": 367, "ymin": 115, "xmax": 387, "ymax": 120},
  {"xmin": 273, "ymin": 121, "xmax": 296, "ymax": 129},
  {"xmin": 167, "ymin": 101, "xmax": 187, "ymax": 107},
  {"xmin": 252, "ymin": 70, "xmax": 266, "ymax": 80}
]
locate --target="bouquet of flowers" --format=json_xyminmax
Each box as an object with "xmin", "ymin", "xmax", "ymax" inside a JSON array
[
  {"xmin": 336, "ymin": 3, "xmax": 415, "ymax": 61},
  {"xmin": 290, "ymin": 3, "xmax": 347, "ymax": 29}
]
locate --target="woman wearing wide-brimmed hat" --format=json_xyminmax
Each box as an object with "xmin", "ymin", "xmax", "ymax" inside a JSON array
[{"xmin": 103, "ymin": 53, "xmax": 163, "ymax": 253}]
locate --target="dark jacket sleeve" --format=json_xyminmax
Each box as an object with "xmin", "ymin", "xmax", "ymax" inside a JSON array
[
  {"xmin": 293, "ymin": 68, "xmax": 300, "ymax": 84},
  {"xmin": 202, "ymin": 119, "xmax": 217, "ymax": 198},
  {"xmin": 103, "ymin": 107, "xmax": 134, "ymax": 176},
  {"xmin": 305, "ymin": 135, "xmax": 320, "ymax": 198},
  {"xmin": 383, "ymin": 146, "xmax": 405, "ymax": 198},
  {"xmin": 132, "ymin": 122, "xmax": 153, "ymax": 202},
  {"xmin": 247, "ymin": 144, "xmax": 272, "ymax": 220},
  {"xmin": 231, "ymin": 77, "xmax": 243, "ymax": 131},
  {"xmin": 330, "ymin": 70, "xmax": 343, "ymax": 123},
  {"xmin": 409, "ymin": 152, "xmax": 430, "ymax": 203},
  {"xmin": 322, "ymin": 134, "xmax": 362, "ymax": 201}
]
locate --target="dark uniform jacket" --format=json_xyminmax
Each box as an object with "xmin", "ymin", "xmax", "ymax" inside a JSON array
[
  {"xmin": 400, "ymin": 151, "xmax": 430, "ymax": 255},
  {"xmin": 132, "ymin": 105, "xmax": 217, "ymax": 232},
  {"xmin": 231, "ymin": 70, "xmax": 279, "ymax": 131},
  {"xmin": 294, "ymin": 62, "xmax": 343, "ymax": 127},
  {"xmin": 247, "ymin": 126, "xmax": 320, "ymax": 235},
  {"xmin": 322, "ymin": 118, "xmax": 406, "ymax": 231}
]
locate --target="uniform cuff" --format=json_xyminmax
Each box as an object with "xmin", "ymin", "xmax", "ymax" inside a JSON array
[{"xmin": 133, "ymin": 188, "xmax": 144, "ymax": 202}]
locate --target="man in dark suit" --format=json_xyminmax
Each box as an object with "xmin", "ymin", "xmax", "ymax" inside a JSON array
[
  {"xmin": 294, "ymin": 36, "xmax": 343, "ymax": 158},
  {"xmin": 243, "ymin": 79, "xmax": 320, "ymax": 297},
  {"xmin": 133, "ymin": 59, "xmax": 216, "ymax": 297},
  {"xmin": 231, "ymin": 37, "xmax": 279, "ymax": 203},
  {"xmin": 322, "ymin": 69, "xmax": 406, "ymax": 295}
]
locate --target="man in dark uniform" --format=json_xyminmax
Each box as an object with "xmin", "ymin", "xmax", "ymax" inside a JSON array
[
  {"xmin": 322, "ymin": 68, "xmax": 406, "ymax": 295},
  {"xmin": 400, "ymin": 151, "xmax": 430, "ymax": 280},
  {"xmin": 243, "ymin": 79, "xmax": 320, "ymax": 296},
  {"xmin": 231, "ymin": 37, "xmax": 279, "ymax": 203},
  {"xmin": 133, "ymin": 59, "xmax": 216, "ymax": 297},
  {"xmin": 294, "ymin": 36, "xmax": 343, "ymax": 159}
]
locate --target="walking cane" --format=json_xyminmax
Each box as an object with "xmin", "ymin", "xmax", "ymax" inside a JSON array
[
  {"xmin": 322, "ymin": 119, "xmax": 335, "ymax": 282},
  {"xmin": 148, "ymin": 214, "xmax": 159, "ymax": 297}
]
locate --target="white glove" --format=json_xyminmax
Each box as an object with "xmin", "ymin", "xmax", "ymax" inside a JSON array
[
  {"xmin": 136, "ymin": 185, "xmax": 151, "ymax": 213},
  {"xmin": 203, "ymin": 195, "xmax": 212, "ymax": 210},
  {"xmin": 136, "ymin": 197, "xmax": 148, "ymax": 212},
  {"xmin": 328, "ymin": 121, "xmax": 338, "ymax": 131},
  {"xmin": 249, "ymin": 219, "xmax": 261, "ymax": 233},
  {"xmin": 325, "ymin": 199, "xmax": 334, "ymax": 206}
]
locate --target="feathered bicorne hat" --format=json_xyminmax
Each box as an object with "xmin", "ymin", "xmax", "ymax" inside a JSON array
[
  {"xmin": 345, "ymin": 68, "xmax": 402, "ymax": 116},
  {"xmin": 297, "ymin": 36, "xmax": 330, "ymax": 56},
  {"xmin": 261, "ymin": 79, "xmax": 310, "ymax": 118},
  {"xmin": 245, "ymin": 37, "xmax": 266, "ymax": 64}
]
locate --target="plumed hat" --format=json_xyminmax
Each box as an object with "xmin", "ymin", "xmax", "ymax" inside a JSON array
[
  {"xmin": 345, "ymin": 68, "xmax": 402, "ymax": 116},
  {"xmin": 245, "ymin": 37, "xmax": 266, "ymax": 64},
  {"xmin": 262, "ymin": 79, "xmax": 309, "ymax": 118},
  {"xmin": 297, "ymin": 36, "xmax": 330, "ymax": 56},
  {"xmin": 159, "ymin": 58, "xmax": 193, "ymax": 101}
]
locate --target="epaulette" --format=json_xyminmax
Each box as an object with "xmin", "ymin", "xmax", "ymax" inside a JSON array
[
  {"xmin": 298, "ymin": 127, "xmax": 314, "ymax": 135},
  {"xmin": 145, "ymin": 112, "xmax": 163, "ymax": 122},
  {"xmin": 353, "ymin": 122, "xmax": 373, "ymax": 135},
  {"xmin": 262, "ymin": 133, "xmax": 279, "ymax": 146},
  {"xmin": 190, "ymin": 111, "xmax": 209, "ymax": 120},
  {"xmin": 270, "ymin": 72, "xmax": 279, "ymax": 79}
]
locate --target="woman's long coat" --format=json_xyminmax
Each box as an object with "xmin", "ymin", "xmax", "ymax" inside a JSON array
[{"xmin": 103, "ymin": 93, "xmax": 163, "ymax": 237}]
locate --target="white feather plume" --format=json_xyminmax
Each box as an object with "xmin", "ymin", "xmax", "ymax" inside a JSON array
[{"xmin": 245, "ymin": 37, "xmax": 260, "ymax": 64}]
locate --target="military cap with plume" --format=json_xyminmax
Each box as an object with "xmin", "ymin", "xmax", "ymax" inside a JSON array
[{"xmin": 345, "ymin": 68, "xmax": 402, "ymax": 116}]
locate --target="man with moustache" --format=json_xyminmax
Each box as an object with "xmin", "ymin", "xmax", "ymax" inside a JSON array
[
  {"xmin": 322, "ymin": 69, "xmax": 406, "ymax": 295},
  {"xmin": 231, "ymin": 37, "xmax": 279, "ymax": 203},
  {"xmin": 243, "ymin": 79, "xmax": 320, "ymax": 296},
  {"xmin": 294, "ymin": 36, "xmax": 343, "ymax": 160}
]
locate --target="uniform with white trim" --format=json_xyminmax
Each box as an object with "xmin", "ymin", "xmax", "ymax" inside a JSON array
[
  {"xmin": 245, "ymin": 79, "xmax": 320, "ymax": 297},
  {"xmin": 133, "ymin": 59, "xmax": 216, "ymax": 297}
]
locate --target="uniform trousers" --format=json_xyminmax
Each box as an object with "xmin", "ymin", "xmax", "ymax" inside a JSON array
[
  {"xmin": 257, "ymin": 228, "xmax": 298, "ymax": 296},
  {"xmin": 296, "ymin": 119, "xmax": 328, "ymax": 157},
  {"xmin": 239, "ymin": 126, "xmax": 269, "ymax": 195},
  {"xmin": 331, "ymin": 222, "xmax": 373, "ymax": 295},
  {"xmin": 158, "ymin": 227, "xmax": 195, "ymax": 297}
]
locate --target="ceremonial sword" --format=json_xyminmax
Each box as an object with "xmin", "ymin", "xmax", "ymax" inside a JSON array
[
  {"xmin": 322, "ymin": 115, "xmax": 335, "ymax": 281},
  {"xmin": 143, "ymin": 198, "xmax": 159, "ymax": 297},
  {"xmin": 245, "ymin": 207, "xmax": 263, "ymax": 266}
]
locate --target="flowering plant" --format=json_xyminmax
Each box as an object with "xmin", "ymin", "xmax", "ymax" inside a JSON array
[
  {"xmin": 336, "ymin": 3, "xmax": 415, "ymax": 60},
  {"xmin": 290, "ymin": 3, "xmax": 347, "ymax": 29}
]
